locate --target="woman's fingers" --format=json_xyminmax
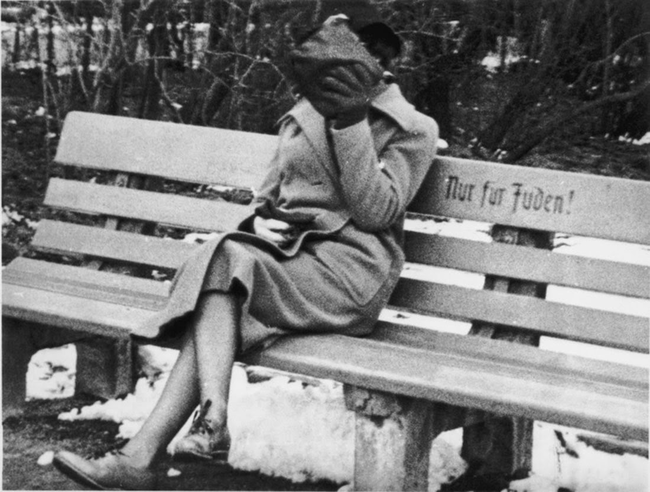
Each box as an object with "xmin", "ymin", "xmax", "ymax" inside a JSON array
[
  {"xmin": 263, "ymin": 218, "xmax": 292, "ymax": 231},
  {"xmin": 253, "ymin": 217, "xmax": 292, "ymax": 245}
]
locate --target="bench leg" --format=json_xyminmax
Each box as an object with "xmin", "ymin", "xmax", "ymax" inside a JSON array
[
  {"xmin": 2, "ymin": 318, "xmax": 37, "ymax": 418},
  {"xmin": 461, "ymin": 415, "xmax": 533, "ymax": 479},
  {"xmin": 75, "ymin": 337, "xmax": 137, "ymax": 400},
  {"xmin": 344, "ymin": 386, "xmax": 440, "ymax": 491},
  {"xmin": 2, "ymin": 318, "xmax": 85, "ymax": 418}
]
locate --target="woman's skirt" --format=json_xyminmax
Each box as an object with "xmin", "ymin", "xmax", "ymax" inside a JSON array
[{"xmin": 136, "ymin": 225, "xmax": 400, "ymax": 354}]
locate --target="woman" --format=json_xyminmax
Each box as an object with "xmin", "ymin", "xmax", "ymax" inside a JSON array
[{"xmin": 53, "ymin": 1, "xmax": 438, "ymax": 489}]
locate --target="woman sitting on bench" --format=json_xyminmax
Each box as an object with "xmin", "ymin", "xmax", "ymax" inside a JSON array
[{"xmin": 53, "ymin": 1, "xmax": 438, "ymax": 489}]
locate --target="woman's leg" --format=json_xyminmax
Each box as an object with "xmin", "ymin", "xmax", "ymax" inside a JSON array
[
  {"xmin": 119, "ymin": 330, "xmax": 200, "ymax": 468},
  {"xmin": 122, "ymin": 291, "xmax": 240, "ymax": 466},
  {"xmin": 52, "ymin": 291, "xmax": 241, "ymax": 489},
  {"xmin": 192, "ymin": 291, "xmax": 240, "ymax": 429},
  {"xmin": 52, "ymin": 330, "xmax": 203, "ymax": 489}
]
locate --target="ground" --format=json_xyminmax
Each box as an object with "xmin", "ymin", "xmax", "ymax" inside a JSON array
[{"xmin": 2, "ymin": 397, "xmax": 339, "ymax": 491}]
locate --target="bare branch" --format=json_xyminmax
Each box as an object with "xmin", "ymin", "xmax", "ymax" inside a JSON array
[{"xmin": 503, "ymin": 78, "xmax": 650, "ymax": 163}]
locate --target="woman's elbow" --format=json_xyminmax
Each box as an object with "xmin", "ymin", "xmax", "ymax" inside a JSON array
[{"xmin": 351, "ymin": 201, "xmax": 404, "ymax": 232}]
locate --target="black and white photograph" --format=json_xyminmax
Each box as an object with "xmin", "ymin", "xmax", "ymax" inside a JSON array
[{"xmin": 2, "ymin": 0, "xmax": 648, "ymax": 490}]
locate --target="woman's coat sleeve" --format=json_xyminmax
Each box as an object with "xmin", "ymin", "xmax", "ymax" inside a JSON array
[{"xmin": 329, "ymin": 115, "xmax": 439, "ymax": 231}]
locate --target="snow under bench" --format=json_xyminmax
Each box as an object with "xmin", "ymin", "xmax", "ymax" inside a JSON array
[{"xmin": 3, "ymin": 111, "xmax": 649, "ymax": 491}]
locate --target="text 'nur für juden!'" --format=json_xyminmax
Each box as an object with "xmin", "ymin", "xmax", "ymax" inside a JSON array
[{"xmin": 444, "ymin": 175, "xmax": 575, "ymax": 215}]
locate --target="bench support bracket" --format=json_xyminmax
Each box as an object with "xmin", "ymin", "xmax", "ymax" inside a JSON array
[
  {"xmin": 75, "ymin": 336, "xmax": 137, "ymax": 400},
  {"xmin": 460, "ymin": 226, "xmax": 553, "ymax": 483}
]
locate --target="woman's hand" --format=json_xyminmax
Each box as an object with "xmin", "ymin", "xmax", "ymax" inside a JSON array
[
  {"xmin": 288, "ymin": 19, "xmax": 383, "ymax": 128},
  {"xmin": 253, "ymin": 216, "xmax": 295, "ymax": 246},
  {"xmin": 307, "ymin": 64, "xmax": 376, "ymax": 128}
]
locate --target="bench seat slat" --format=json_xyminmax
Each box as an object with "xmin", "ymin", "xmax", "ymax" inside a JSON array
[
  {"xmin": 371, "ymin": 322, "xmax": 648, "ymax": 389},
  {"xmin": 2, "ymin": 283, "xmax": 152, "ymax": 338},
  {"xmin": 247, "ymin": 332, "xmax": 648, "ymax": 440},
  {"xmin": 405, "ymin": 231, "xmax": 650, "ymax": 299},
  {"xmin": 3, "ymin": 258, "xmax": 169, "ymax": 311},
  {"xmin": 411, "ymin": 157, "xmax": 650, "ymax": 245},
  {"xmin": 55, "ymin": 112, "xmax": 275, "ymax": 188},
  {"xmin": 390, "ymin": 279, "xmax": 649, "ymax": 352},
  {"xmin": 45, "ymin": 179, "xmax": 254, "ymax": 232},
  {"xmin": 32, "ymin": 220, "xmax": 197, "ymax": 269}
]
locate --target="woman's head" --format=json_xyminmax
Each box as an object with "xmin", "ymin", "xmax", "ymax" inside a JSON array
[{"xmin": 292, "ymin": 0, "xmax": 401, "ymax": 69}]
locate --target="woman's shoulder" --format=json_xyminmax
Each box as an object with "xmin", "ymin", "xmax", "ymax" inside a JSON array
[{"xmin": 371, "ymin": 84, "xmax": 438, "ymax": 137}]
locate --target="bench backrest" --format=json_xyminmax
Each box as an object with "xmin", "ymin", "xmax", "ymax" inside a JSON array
[{"xmin": 40, "ymin": 112, "xmax": 650, "ymax": 358}]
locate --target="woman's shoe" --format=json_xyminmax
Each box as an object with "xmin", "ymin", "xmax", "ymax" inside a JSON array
[
  {"xmin": 52, "ymin": 449, "xmax": 157, "ymax": 490},
  {"xmin": 172, "ymin": 400, "xmax": 231, "ymax": 462}
]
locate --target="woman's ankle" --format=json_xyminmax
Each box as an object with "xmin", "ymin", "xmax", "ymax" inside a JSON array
[{"xmin": 199, "ymin": 399, "xmax": 228, "ymax": 431}]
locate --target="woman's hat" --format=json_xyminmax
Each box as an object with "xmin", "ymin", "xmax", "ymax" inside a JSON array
[{"xmin": 297, "ymin": 0, "xmax": 401, "ymax": 55}]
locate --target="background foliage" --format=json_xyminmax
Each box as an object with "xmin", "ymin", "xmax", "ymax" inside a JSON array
[
  {"xmin": 2, "ymin": 0, "xmax": 649, "ymax": 161},
  {"xmin": 2, "ymin": 0, "xmax": 649, "ymax": 262}
]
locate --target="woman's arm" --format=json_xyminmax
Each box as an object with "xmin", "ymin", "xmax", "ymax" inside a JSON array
[{"xmin": 330, "ymin": 115, "xmax": 439, "ymax": 232}]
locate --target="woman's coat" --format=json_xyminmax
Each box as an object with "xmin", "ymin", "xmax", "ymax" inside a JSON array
[{"xmin": 136, "ymin": 83, "xmax": 439, "ymax": 353}]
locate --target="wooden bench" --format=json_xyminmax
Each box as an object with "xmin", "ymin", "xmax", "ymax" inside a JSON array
[{"xmin": 3, "ymin": 111, "xmax": 649, "ymax": 490}]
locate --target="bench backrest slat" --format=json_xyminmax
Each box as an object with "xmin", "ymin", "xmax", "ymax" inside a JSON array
[
  {"xmin": 44, "ymin": 179, "xmax": 253, "ymax": 232},
  {"xmin": 404, "ymin": 231, "xmax": 650, "ymax": 299},
  {"xmin": 411, "ymin": 157, "xmax": 650, "ymax": 245},
  {"xmin": 54, "ymin": 112, "xmax": 276, "ymax": 188},
  {"xmin": 32, "ymin": 220, "xmax": 196, "ymax": 269},
  {"xmin": 390, "ymin": 278, "xmax": 649, "ymax": 353}
]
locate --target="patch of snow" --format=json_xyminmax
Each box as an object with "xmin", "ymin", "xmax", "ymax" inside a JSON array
[
  {"xmin": 405, "ymin": 217, "xmax": 492, "ymax": 241},
  {"xmin": 26, "ymin": 344, "xmax": 76, "ymax": 400},
  {"xmin": 618, "ymin": 132, "xmax": 650, "ymax": 146},
  {"xmin": 3, "ymin": 205, "xmax": 24, "ymax": 226},
  {"xmin": 58, "ymin": 376, "xmax": 166, "ymax": 425},
  {"xmin": 508, "ymin": 474, "xmax": 560, "ymax": 492},
  {"xmin": 530, "ymin": 423, "xmax": 648, "ymax": 492},
  {"xmin": 37, "ymin": 451, "xmax": 55, "ymax": 466},
  {"xmin": 206, "ymin": 184, "xmax": 236, "ymax": 193},
  {"xmin": 481, "ymin": 37, "xmax": 526, "ymax": 73}
]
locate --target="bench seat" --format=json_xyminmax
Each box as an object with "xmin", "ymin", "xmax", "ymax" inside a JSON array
[{"xmin": 4, "ymin": 259, "xmax": 646, "ymax": 441}]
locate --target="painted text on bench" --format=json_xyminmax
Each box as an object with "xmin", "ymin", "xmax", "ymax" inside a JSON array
[{"xmin": 445, "ymin": 175, "xmax": 575, "ymax": 215}]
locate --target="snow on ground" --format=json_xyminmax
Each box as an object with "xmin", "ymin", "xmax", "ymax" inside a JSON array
[{"xmin": 25, "ymin": 219, "xmax": 649, "ymax": 491}]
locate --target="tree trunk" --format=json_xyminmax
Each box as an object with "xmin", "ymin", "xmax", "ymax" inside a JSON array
[
  {"xmin": 12, "ymin": 21, "xmax": 21, "ymax": 65},
  {"xmin": 477, "ymin": 80, "xmax": 544, "ymax": 152},
  {"xmin": 600, "ymin": 0, "xmax": 614, "ymax": 134},
  {"xmin": 503, "ymin": 80, "xmax": 650, "ymax": 163}
]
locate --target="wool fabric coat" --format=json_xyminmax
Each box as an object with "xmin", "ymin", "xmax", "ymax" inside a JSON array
[{"xmin": 137, "ymin": 82, "xmax": 438, "ymax": 353}]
